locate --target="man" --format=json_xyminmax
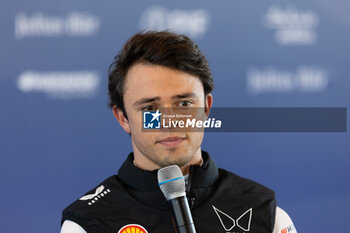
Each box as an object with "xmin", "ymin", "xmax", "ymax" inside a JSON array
[{"xmin": 61, "ymin": 31, "xmax": 297, "ymax": 233}]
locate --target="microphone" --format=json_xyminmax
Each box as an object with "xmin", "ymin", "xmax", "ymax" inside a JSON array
[{"xmin": 157, "ymin": 165, "xmax": 197, "ymax": 233}]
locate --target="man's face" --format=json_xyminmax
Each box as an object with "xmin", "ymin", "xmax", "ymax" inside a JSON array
[{"xmin": 114, "ymin": 63, "xmax": 212, "ymax": 170}]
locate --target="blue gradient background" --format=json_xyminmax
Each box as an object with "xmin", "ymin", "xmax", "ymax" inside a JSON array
[{"xmin": 0, "ymin": 0, "xmax": 349, "ymax": 232}]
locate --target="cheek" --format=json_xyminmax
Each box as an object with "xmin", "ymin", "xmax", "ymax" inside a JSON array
[
  {"xmin": 126, "ymin": 111, "xmax": 143, "ymax": 131},
  {"xmin": 131, "ymin": 127, "xmax": 158, "ymax": 145},
  {"xmin": 187, "ymin": 132, "xmax": 204, "ymax": 144},
  {"xmin": 129, "ymin": 119, "xmax": 140, "ymax": 133}
]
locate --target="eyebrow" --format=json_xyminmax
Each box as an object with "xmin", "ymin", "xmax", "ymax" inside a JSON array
[
  {"xmin": 171, "ymin": 92, "xmax": 198, "ymax": 100},
  {"xmin": 133, "ymin": 92, "xmax": 199, "ymax": 107},
  {"xmin": 133, "ymin": 97, "xmax": 161, "ymax": 107}
]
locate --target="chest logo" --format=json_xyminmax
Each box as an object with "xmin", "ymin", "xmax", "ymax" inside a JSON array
[
  {"xmin": 118, "ymin": 224, "xmax": 148, "ymax": 233},
  {"xmin": 212, "ymin": 206, "xmax": 253, "ymax": 232},
  {"xmin": 79, "ymin": 185, "xmax": 111, "ymax": 205}
]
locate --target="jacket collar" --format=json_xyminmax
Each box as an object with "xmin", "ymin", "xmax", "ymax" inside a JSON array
[{"xmin": 117, "ymin": 150, "xmax": 219, "ymax": 193}]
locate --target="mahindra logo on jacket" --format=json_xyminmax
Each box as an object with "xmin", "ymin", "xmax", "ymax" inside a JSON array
[{"xmin": 212, "ymin": 206, "xmax": 253, "ymax": 232}]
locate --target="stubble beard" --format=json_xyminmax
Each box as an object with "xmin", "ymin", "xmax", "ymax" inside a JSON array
[
  {"xmin": 132, "ymin": 132, "xmax": 203, "ymax": 170},
  {"xmin": 147, "ymin": 147, "xmax": 193, "ymax": 168}
]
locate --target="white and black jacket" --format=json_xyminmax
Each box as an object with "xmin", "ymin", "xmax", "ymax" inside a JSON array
[{"xmin": 61, "ymin": 151, "xmax": 296, "ymax": 233}]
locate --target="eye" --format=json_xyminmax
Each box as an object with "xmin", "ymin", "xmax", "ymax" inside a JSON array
[
  {"xmin": 142, "ymin": 105, "xmax": 158, "ymax": 111},
  {"xmin": 178, "ymin": 100, "xmax": 193, "ymax": 107}
]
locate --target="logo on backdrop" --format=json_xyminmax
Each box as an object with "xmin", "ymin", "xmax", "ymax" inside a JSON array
[
  {"xmin": 118, "ymin": 224, "xmax": 148, "ymax": 233},
  {"xmin": 212, "ymin": 206, "xmax": 253, "ymax": 232},
  {"xmin": 79, "ymin": 185, "xmax": 111, "ymax": 206},
  {"xmin": 15, "ymin": 12, "xmax": 100, "ymax": 39},
  {"xmin": 247, "ymin": 66, "xmax": 328, "ymax": 95},
  {"xmin": 16, "ymin": 70, "xmax": 100, "ymax": 99},
  {"xmin": 262, "ymin": 5, "xmax": 319, "ymax": 45},
  {"xmin": 139, "ymin": 5, "xmax": 210, "ymax": 39}
]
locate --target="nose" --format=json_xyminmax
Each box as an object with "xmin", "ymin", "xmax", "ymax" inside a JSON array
[{"xmin": 159, "ymin": 107, "xmax": 173, "ymax": 129}]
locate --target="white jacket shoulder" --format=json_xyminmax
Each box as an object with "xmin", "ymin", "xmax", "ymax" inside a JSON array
[
  {"xmin": 60, "ymin": 220, "xmax": 87, "ymax": 233},
  {"xmin": 273, "ymin": 206, "xmax": 297, "ymax": 233}
]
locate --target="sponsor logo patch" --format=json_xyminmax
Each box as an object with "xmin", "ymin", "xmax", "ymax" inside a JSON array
[
  {"xmin": 79, "ymin": 185, "xmax": 111, "ymax": 205},
  {"xmin": 118, "ymin": 224, "xmax": 148, "ymax": 233},
  {"xmin": 281, "ymin": 224, "xmax": 296, "ymax": 233},
  {"xmin": 212, "ymin": 206, "xmax": 253, "ymax": 232}
]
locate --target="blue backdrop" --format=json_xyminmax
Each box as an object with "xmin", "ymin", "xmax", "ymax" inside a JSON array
[{"xmin": 1, "ymin": 0, "xmax": 349, "ymax": 232}]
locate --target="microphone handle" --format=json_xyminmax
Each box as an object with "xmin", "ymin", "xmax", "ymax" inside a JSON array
[{"xmin": 168, "ymin": 196, "xmax": 196, "ymax": 233}]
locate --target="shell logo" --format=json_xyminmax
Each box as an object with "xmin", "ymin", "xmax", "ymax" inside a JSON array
[{"xmin": 118, "ymin": 224, "xmax": 148, "ymax": 233}]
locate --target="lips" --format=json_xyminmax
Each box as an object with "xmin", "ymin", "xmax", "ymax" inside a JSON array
[{"xmin": 157, "ymin": 137, "xmax": 185, "ymax": 147}]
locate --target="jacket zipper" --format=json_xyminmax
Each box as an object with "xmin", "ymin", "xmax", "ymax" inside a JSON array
[
  {"xmin": 186, "ymin": 166, "xmax": 196, "ymax": 209},
  {"xmin": 189, "ymin": 194, "xmax": 196, "ymax": 209}
]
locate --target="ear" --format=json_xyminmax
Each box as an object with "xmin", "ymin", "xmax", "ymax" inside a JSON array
[
  {"xmin": 204, "ymin": 93, "xmax": 213, "ymax": 117},
  {"xmin": 112, "ymin": 105, "xmax": 131, "ymax": 134}
]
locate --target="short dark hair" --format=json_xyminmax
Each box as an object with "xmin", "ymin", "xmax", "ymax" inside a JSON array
[{"xmin": 107, "ymin": 30, "xmax": 214, "ymax": 119}]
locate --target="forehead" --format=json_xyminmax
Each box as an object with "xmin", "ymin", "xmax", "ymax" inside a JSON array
[{"xmin": 123, "ymin": 63, "xmax": 204, "ymax": 100}]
